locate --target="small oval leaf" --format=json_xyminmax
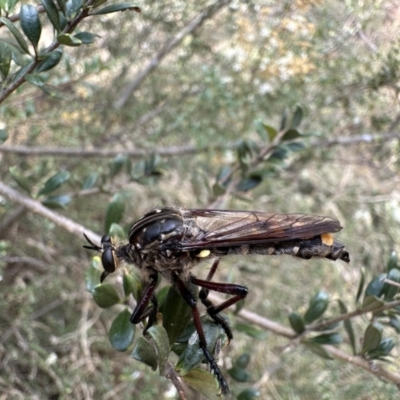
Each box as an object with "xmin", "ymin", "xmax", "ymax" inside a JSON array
[
  {"xmin": 9, "ymin": 166, "xmax": 31, "ymax": 194},
  {"xmin": 366, "ymin": 337, "xmax": 395, "ymax": 360},
  {"xmin": 362, "ymin": 322, "xmax": 383, "ymax": 355},
  {"xmin": 20, "ymin": 4, "xmax": 42, "ymax": 48},
  {"xmin": 41, "ymin": 0, "xmax": 61, "ymax": 32},
  {"xmin": 237, "ymin": 388, "xmax": 261, "ymax": 400},
  {"xmin": 0, "ymin": 42, "xmax": 12, "ymax": 78},
  {"xmin": 74, "ymin": 31, "xmax": 98, "ymax": 44},
  {"xmin": 290, "ymin": 105, "xmax": 303, "ymax": 129},
  {"xmin": 92, "ymin": 283, "xmax": 121, "ymax": 308},
  {"xmin": 37, "ymin": 170, "xmax": 70, "ymax": 196},
  {"xmin": 41, "ymin": 194, "xmax": 71, "ymax": 209},
  {"xmin": 309, "ymin": 332, "xmax": 342, "ymax": 345},
  {"xmin": 123, "ymin": 271, "xmax": 142, "ymax": 300},
  {"xmin": 235, "ymin": 353, "xmax": 251, "ymax": 369},
  {"xmin": 181, "ymin": 369, "xmax": 221, "ymax": 400},
  {"xmin": 104, "ymin": 193, "xmax": 125, "ymax": 233},
  {"xmin": 227, "ymin": 366, "xmax": 250, "ymax": 382},
  {"xmin": 57, "ymin": 33, "xmax": 82, "ymax": 46},
  {"xmin": 85, "ymin": 256, "xmax": 102, "ymax": 293},
  {"xmin": 0, "ymin": 17, "xmax": 30, "ymax": 54},
  {"xmin": 82, "ymin": 172, "xmax": 98, "ymax": 189},
  {"xmin": 365, "ymin": 273, "xmax": 386, "ymax": 298},
  {"xmin": 109, "ymin": 309, "xmax": 135, "ymax": 351},
  {"xmin": 91, "ymin": 3, "xmax": 141, "ymax": 15},
  {"xmin": 146, "ymin": 325, "xmax": 170, "ymax": 374},
  {"xmin": 383, "ymin": 268, "xmax": 400, "ymax": 301},
  {"xmin": 303, "ymin": 291, "xmax": 329, "ymax": 324},
  {"xmin": 131, "ymin": 337, "xmax": 158, "ymax": 370},
  {"xmin": 36, "ymin": 49, "xmax": 63, "ymax": 73},
  {"xmin": 288, "ymin": 311, "xmax": 305, "ymax": 333}
]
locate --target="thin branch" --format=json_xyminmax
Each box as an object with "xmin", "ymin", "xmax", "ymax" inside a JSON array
[
  {"xmin": 208, "ymin": 293, "xmax": 400, "ymax": 388},
  {"xmin": 113, "ymin": 0, "xmax": 233, "ymax": 109},
  {"xmin": 0, "ymin": 181, "xmax": 100, "ymax": 242},
  {"xmin": 1, "ymin": 132, "xmax": 399, "ymax": 159}
]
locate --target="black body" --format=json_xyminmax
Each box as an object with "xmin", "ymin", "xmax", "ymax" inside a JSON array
[{"xmin": 84, "ymin": 207, "xmax": 350, "ymax": 394}]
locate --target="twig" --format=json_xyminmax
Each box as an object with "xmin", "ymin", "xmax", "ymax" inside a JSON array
[
  {"xmin": 113, "ymin": 0, "xmax": 233, "ymax": 109},
  {"xmin": 0, "ymin": 181, "xmax": 100, "ymax": 242},
  {"xmin": 208, "ymin": 293, "xmax": 400, "ymax": 387}
]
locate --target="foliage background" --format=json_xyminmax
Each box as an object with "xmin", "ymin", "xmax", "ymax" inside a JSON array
[{"xmin": 1, "ymin": 0, "xmax": 400, "ymax": 398}]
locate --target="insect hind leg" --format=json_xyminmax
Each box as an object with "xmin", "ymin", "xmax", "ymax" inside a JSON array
[{"xmin": 191, "ymin": 259, "xmax": 248, "ymax": 342}]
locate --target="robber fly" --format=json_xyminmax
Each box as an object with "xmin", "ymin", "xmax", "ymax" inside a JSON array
[{"xmin": 84, "ymin": 207, "xmax": 349, "ymax": 394}]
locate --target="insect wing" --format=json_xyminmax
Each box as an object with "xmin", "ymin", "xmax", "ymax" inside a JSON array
[{"xmin": 180, "ymin": 209, "xmax": 343, "ymax": 250}]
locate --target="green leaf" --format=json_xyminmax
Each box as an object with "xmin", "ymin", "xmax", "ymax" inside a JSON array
[
  {"xmin": 0, "ymin": 17, "xmax": 30, "ymax": 54},
  {"xmin": 383, "ymin": 268, "xmax": 400, "ymax": 301},
  {"xmin": 235, "ymin": 322, "xmax": 267, "ymax": 339},
  {"xmin": 146, "ymin": 325, "xmax": 170, "ymax": 374},
  {"xmin": 82, "ymin": 172, "xmax": 98, "ymax": 189},
  {"xmin": 20, "ymin": 4, "xmax": 42, "ymax": 49},
  {"xmin": 236, "ymin": 176, "xmax": 262, "ymax": 192},
  {"xmin": 361, "ymin": 295, "xmax": 384, "ymax": 310},
  {"xmin": 0, "ymin": 128, "xmax": 8, "ymax": 144},
  {"xmin": 228, "ymin": 365, "xmax": 250, "ymax": 382},
  {"xmin": 177, "ymin": 318, "xmax": 225, "ymax": 375},
  {"xmin": 131, "ymin": 337, "xmax": 158, "ymax": 371},
  {"xmin": 237, "ymin": 388, "xmax": 261, "ymax": 400},
  {"xmin": 389, "ymin": 316, "xmax": 400, "ymax": 334},
  {"xmin": 37, "ymin": 170, "xmax": 70, "ymax": 196},
  {"xmin": 355, "ymin": 267, "xmax": 365, "ymax": 305},
  {"xmin": 41, "ymin": 194, "xmax": 71, "ymax": 209},
  {"xmin": 279, "ymin": 108, "xmax": 288, "ymax": 131},
  {"xmin": 338, "ymin": 300, "xmax": 356, "ymax": 355},
  {"xmin": 2, "ymin": 0, "xmax": 19, "ymax": 13},
  {"xmin": 254, "ymin": 120, "xmax": 268, "ymax": 142},
  {"xmin": 109, "ymin": 309, "xmax": 135, "ymax": 351},
  {"xmin": 109, "ymin": 154, "xmax": 127, "ymax": 177},
  {"xmin": 123, "ymin": 271, "xmax": 142, "ymax": 300},
  {"xmin": 288, "ymin": 311, "xmax": 305, "ymax": 334},
  {"xmin": 366, "ymin": 338, "xmax": 395, "ymax": 360},
  {"xmin": 108, "ymin": 223, "xmax": 125, "ymax": 240},
  {"xmin": 365, "ymin": 273, "xmax": 386, "ymax": 298},
  {"xmin": 181, "ymin": 369, "xmax": 221, "ymax": 400},
  {"xmin": 303, "ymin": 342, "xmax": 333, "ymax": 360},
  {"xmin": 263, "ymin": 124, "xmax": 277, "ymax": 142},
  {"xmin": 92, "ymin": 0, "xmax": 107, "ymax": 8},
  {"xmin": 65, "ymin": 0, "xmax": 83, "ymax": 19},
  {"xmin": 104, "ymin": 193, "xmax": 125, "ymax": 233},
  {"xmin": 303, "ymin": 291, "xmax": 329, "ymax": 324},
  {"xmin": 281, "ymin": 129, "xmax": 301, "ymax": 142},
  {"xmin": 361, "ymin": 322, "xmax": 383, "ymax": 355},
  {"xmin": 41, "ymin": 0, "xmax": 61, "ymax": 32},
  {"xmin": 74, "ymin": 31, "xmax": 98, "ymax": 44},
  {"xmin": 161, "ymin": 286, "xmax": 191, "ymax": 345},
  {"xmin": 0, "ymin": 42, "xmax": 11, "ymax": 79},
  {"xmin": 25, "ymin": 73, "xmax": 45, "ymax": 87},
  {"xmin": 85, "ymin": 256, "xmax": 102, "ymax": 292},
  {"xmin": 91, "ymin": 2, "xmax": 141, "ymax": 15},
  {"xmin": 290, "ymin": 105, "xmax": 303, "ymax": 129},
  {"xmin": 9, "ymin": 166, "xmax": 31, "ymax": 194},
  {"xmin": 308, "ymin": 332, "xmax": 342, "ymax": 345},
  {"xmin": 55, "ymin": 0, "xmax": 67, "ymax": 15},
  {"xmin": 212, "ymin": 182, "xmax": 226, "ymax": 197},
  {"xmin": 92, "ymin": 283, "xmax": 121, "ymax": 308},
  {"xmin": 36, "ymin": 49, "xmax": 62, "ymax": 73},
  {"xmin": 386, "ymin": 251, "xmax": 399, "ymax": 272},
  {"xmin": 57, "ymin": 33, "xmax": 82, "ymax": 47},
  {"xmin": 235, "ymin": 353, "xmax": 251, "ymax": 369}
]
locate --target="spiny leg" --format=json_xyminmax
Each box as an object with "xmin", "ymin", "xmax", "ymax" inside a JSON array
[
  {"xmin": 130, "ymin": 272, "xmax": 159, "ymax": 332},
  {"xmin": 191, "ymin": 259, "xmax": 248, "ymax": 341},
  {"xmin": 173, "ymin": 272, "xmax": 230, "ymax": 395}
]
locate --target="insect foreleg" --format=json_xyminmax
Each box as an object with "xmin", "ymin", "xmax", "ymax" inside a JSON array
[{"xmin": 130, "ymin": 272, "xmax": 159, "ymax": 333}]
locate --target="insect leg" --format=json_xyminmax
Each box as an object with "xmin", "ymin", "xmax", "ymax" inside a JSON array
[
  {"xmin": 191, "ymin": 270, "xmax": 248, "ymax": 342},
  {"xmin": 173, "ymin": 273, "xmax": 229, "ymax": 395},
  {"xmin": 130, "ymin": 272, "xmax": 159, "ymax": 332}
]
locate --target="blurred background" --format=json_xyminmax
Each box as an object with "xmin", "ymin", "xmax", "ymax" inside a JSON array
[{"xmin": 1, "ymin": 0, "xmax": 400, "ymax": 398}]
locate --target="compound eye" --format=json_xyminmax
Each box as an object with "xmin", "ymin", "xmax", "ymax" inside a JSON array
[
  {"xmin": 102, "ymin": 247, "xmax": 116, "ymax": 273},
  {"xmin": 101, "ymin": 234, "xmax": 111, "ymax": 245}
]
